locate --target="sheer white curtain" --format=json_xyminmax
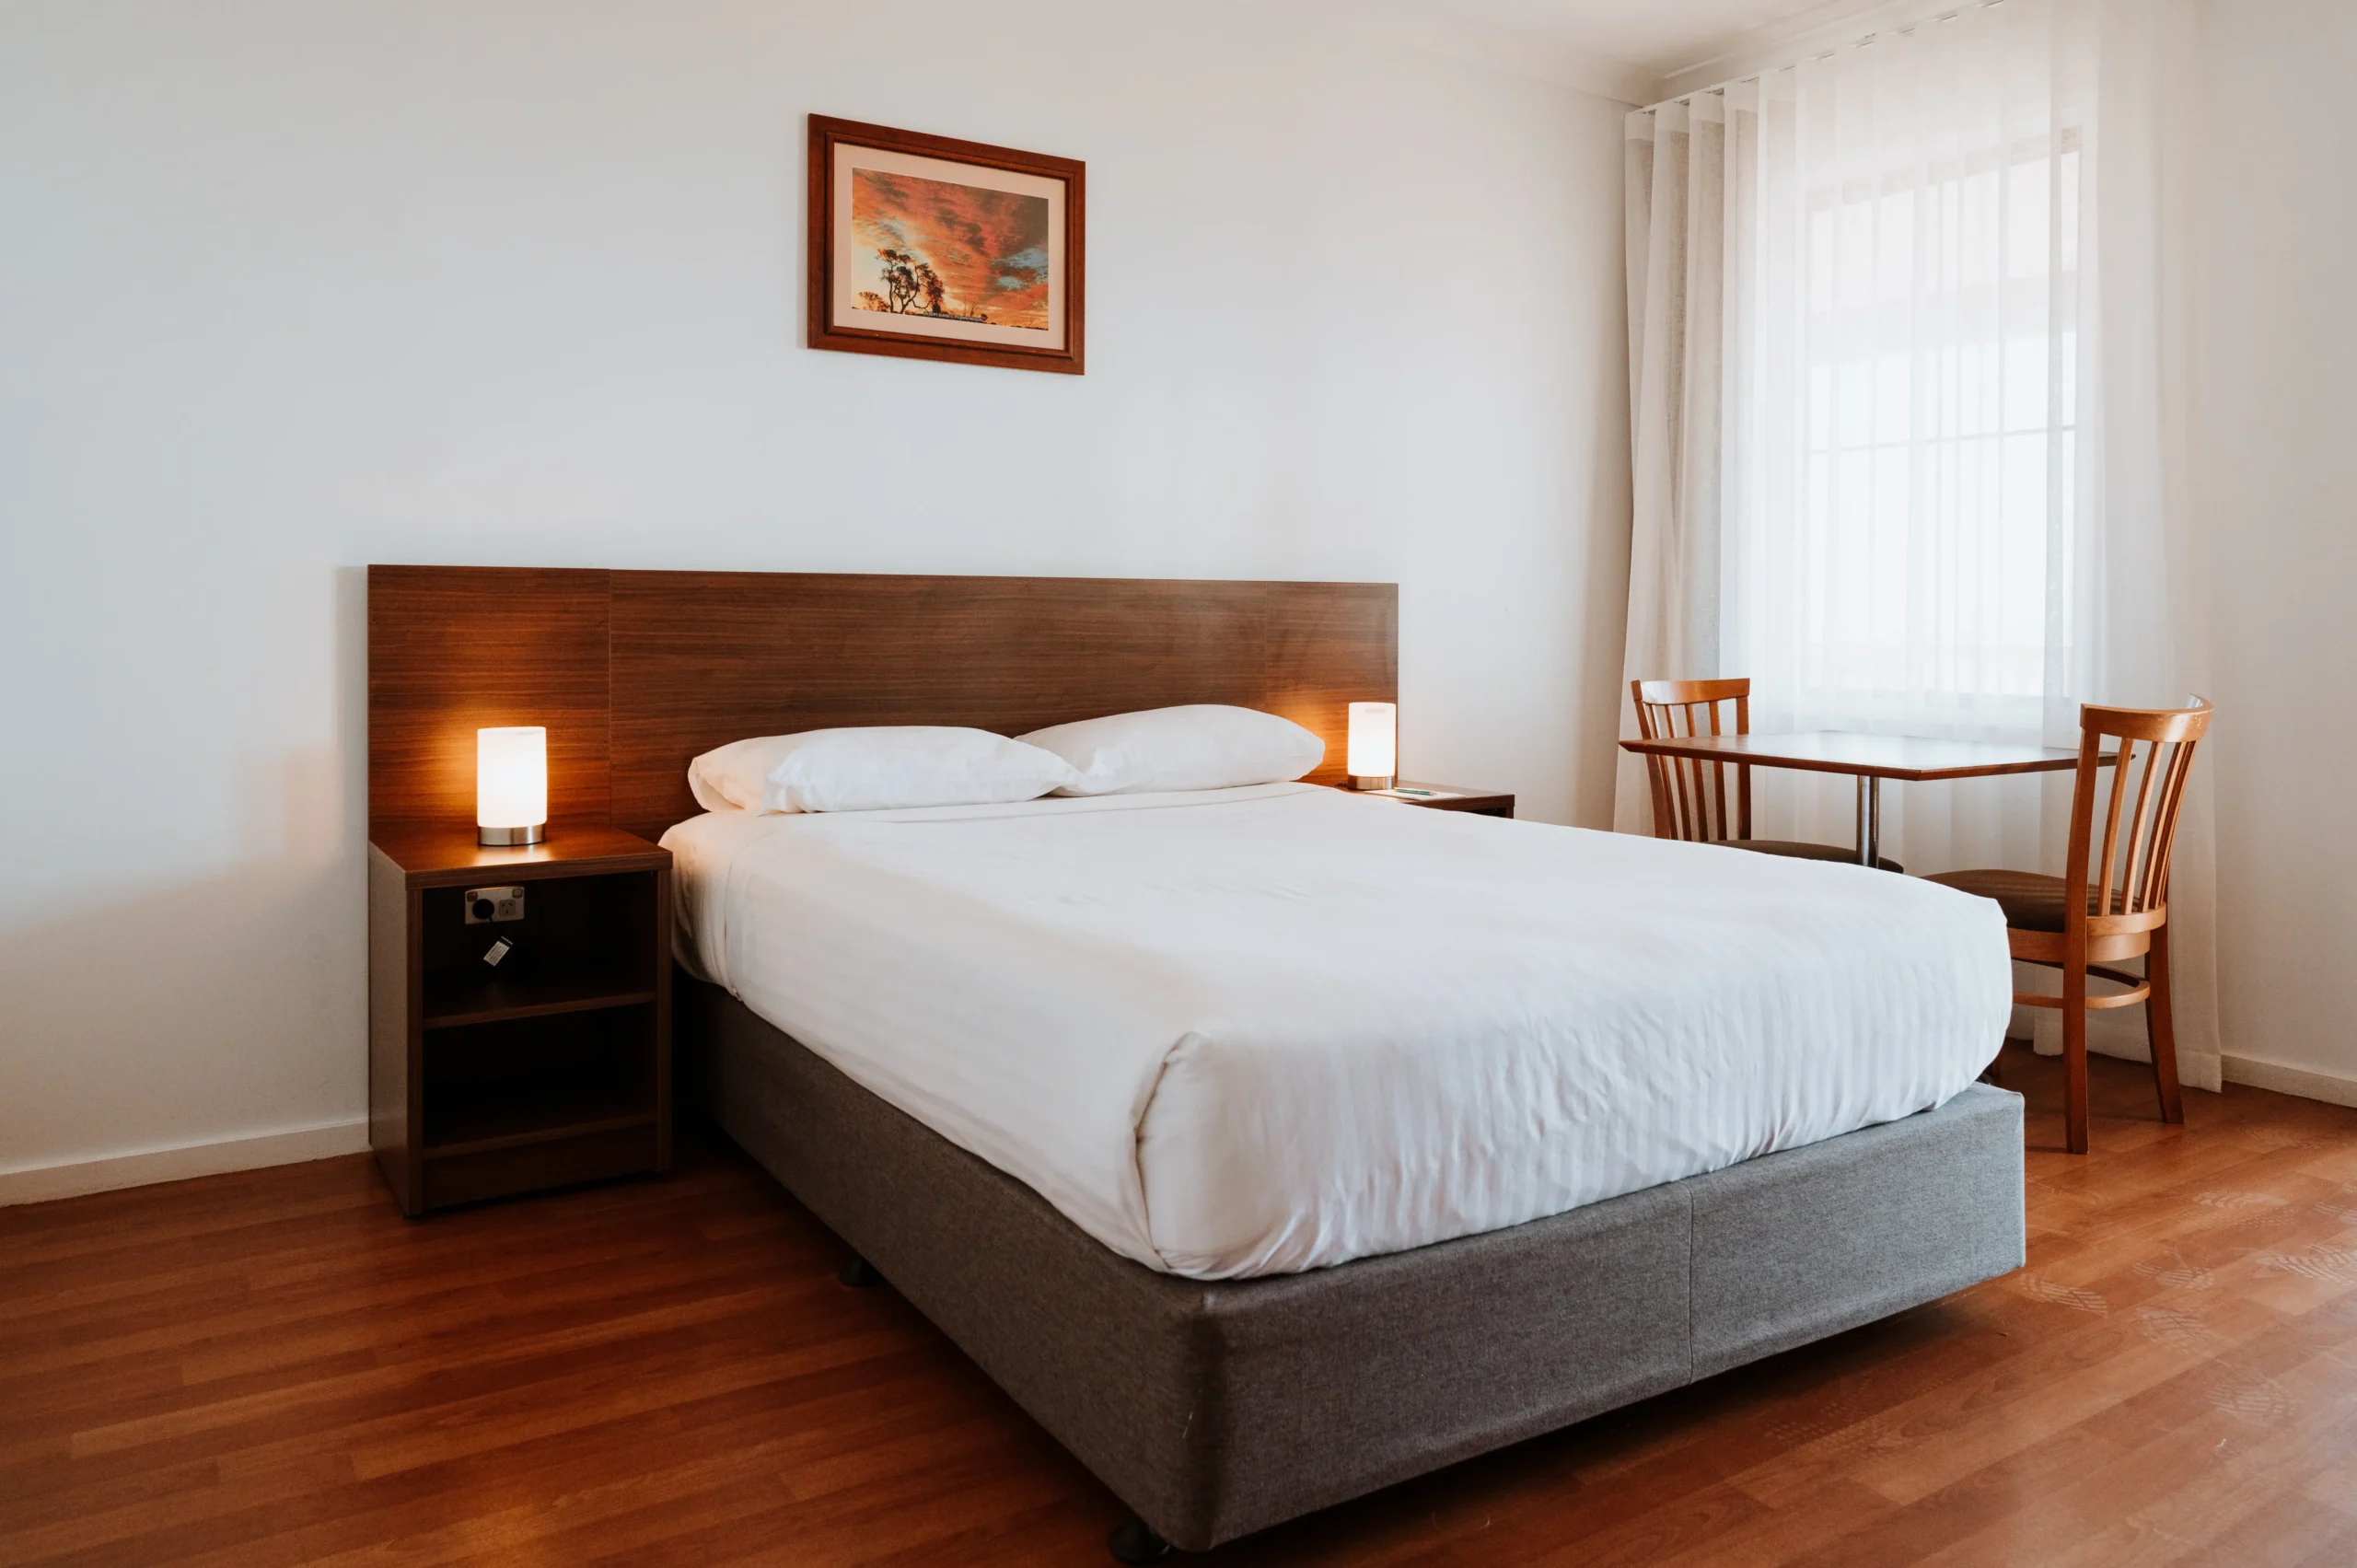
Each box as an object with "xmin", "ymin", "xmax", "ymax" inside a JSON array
[{"xmin": 1620, "ymin": 0, "xmax": 2218, "ymax": 1086}]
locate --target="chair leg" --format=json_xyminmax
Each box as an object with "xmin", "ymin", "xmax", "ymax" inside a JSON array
[
  {"xmin": 2063, "ymin": 959, "xmax": 2090, "ymax": 1156},
  {"xmin": 2147, "ymin": 924, "xmax": 2185, "ymax": 1125}
]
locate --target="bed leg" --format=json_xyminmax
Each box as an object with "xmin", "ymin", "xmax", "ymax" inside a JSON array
[
  {"xmin": 837, "ymin": 1256, "xmax": 886, "ymax": 1288},
  {"xmin": 1108, "ymin": 1514, "xmax": 1171, "ymax": 1562}
]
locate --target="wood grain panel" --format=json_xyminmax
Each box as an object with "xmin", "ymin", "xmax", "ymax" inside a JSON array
[
  {"xmin": 372, "ymin": 566, "xmax": 1397, "ymax": 840},
  {"xmin": 365, "ymin": 847, "xmax": 418, "ymax": 1214},
  {"xmin": 6, "ymin": 1050, "xmax": 2353, "ymax": 1566},
  {"xmin": 366, "ymin": 565, "xmax": 613, "ymax": 830},
  {"xmin": 1258, "ymin": 577, "xmax": 1400, "ymax": 780},
  {"xmin": 598, "ymin": 572, "xmax": 1391, "ymax": 840}
]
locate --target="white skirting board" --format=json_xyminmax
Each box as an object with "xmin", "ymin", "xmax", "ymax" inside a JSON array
[
  {"xmin": 0, "ymin": 1118, "xmax": 370, "ymax": 1208},
  {"xmin": 2221, "ymin": 1055, "xmax": 2357, "ymax": 1110},
  {"xmin": 2012, "ymin": 1000, "xmax": 2357, "ymax": 1108},
  {"xmin": 2012, "ymin": 1002, "xmax": 2223, "ymax": 1092},
  {"xmin": 4, "ymin": 1053, "xmax": 2349, "ymax": 1212}
]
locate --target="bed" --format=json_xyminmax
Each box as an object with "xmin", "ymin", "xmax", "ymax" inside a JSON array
[{"xmin": 366, "ymin": 564, "xmax": 2026, "ymax": 1560}]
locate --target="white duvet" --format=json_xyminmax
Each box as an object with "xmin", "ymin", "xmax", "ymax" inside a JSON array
[{"xmin": 664, "ymin": 784, "xmax": 2011, "ymax": 1281}]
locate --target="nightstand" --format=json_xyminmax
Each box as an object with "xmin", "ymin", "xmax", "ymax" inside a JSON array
[
  {"xmin": 367, "ymin": 822, "xmax": 672, "ymax": 1216},
  {"xmin": 1353, "ymin": 781, "xmax": 1515, "ymax": 819}
]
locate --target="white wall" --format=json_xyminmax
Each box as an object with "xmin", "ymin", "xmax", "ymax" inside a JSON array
[
  {"xmin": 0, "ymin": 1, "xmax": 1634, "ymax": 1186},
  {"xmin": 2196, "ymin": 0, "xmax": 2357, "ymax": 1100}
]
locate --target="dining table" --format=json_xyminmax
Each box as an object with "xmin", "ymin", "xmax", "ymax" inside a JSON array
[{"xmin": 1616, "ymin": 729, "xmax": 2117, "ymax": 867}]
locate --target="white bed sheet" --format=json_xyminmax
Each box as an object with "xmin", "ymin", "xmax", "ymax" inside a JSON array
[{"xmin": 664, "ymin": 784, "xmax": 2012, "ymax": 1281}]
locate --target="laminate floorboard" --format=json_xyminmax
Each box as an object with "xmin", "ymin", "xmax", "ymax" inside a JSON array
[{"xmin": 5, "ymin": 1044, "xmax": 2354, "ymax": 1566}]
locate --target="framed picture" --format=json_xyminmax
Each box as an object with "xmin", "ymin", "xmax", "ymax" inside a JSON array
[{"xmin": 807, "ymin": 115, "xmax": 1085, "ymax": 375}]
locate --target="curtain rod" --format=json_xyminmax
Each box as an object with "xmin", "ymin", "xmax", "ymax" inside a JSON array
[{"xmin": 1640, "ymin": 0, "xmax": 2006, "ymax": 113}]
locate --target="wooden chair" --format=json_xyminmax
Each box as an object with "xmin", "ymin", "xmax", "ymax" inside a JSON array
[
  {"xmin": 1630, "ymin": 678, "xmax": 1902, "ymax": 870},
  {"xmin": 1924, "ymin": 698, "xmax": 2212, "ymax": 1155}
]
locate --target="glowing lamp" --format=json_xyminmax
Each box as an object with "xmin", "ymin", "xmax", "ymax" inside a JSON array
[
  {"xmin": 476, "ymin": 726, "xmax": 548, "ymax": 846},
  {"xmin": 1347, "ymin": 703, "xmax": 1397, "ymax": 791}
]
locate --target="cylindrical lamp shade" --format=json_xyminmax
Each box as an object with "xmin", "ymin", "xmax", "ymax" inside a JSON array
[
  {"xmin": 476, "ymin": 726, "xmax": 548, "ymax": 845},
  {"xmin": 1346, "ymin": 703, "xmax": 1397, "ymax": 790}
]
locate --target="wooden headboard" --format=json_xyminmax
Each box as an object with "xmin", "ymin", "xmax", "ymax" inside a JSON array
[{"xmin": 367, "ymin": 565, "xmax": 1399, "ymax": 840}]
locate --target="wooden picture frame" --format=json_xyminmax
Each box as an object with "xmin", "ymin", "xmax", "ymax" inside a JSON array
[{"xmin": 806, "ymin": 115, "xmax": 1085, "ymax": 375}]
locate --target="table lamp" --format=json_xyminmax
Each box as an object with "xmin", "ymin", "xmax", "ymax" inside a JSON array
[
  {"xmin": 477, "ymin": 726, "xmax": 548, "ymax": 845},
  {"xmin": 1347, "ymin": 703, "xmax": 1396, "ymax": 791}
]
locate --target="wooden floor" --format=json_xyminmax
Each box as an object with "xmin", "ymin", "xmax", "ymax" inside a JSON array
[{"xmin": 6, "ymin": 1046, "xmax": 2357, "ymax": 1567}]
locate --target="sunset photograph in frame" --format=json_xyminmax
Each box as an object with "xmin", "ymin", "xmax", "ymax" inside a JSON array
[{"xmin": 807, "ymin": 116, "xmax": 1085, "ymax": 374}]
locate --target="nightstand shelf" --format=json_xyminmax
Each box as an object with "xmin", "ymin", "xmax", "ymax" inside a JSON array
[
  {"xmin": 424, "ymin": 1082, "xmax": 658, "ymax": 1161},
  {"xmin": 423, "ymin": 971, "xmax": 659, "ymax": 1030},
  {"xmin": 369, "ymin": 822, "xmax": 672, "ymax": 1216}
]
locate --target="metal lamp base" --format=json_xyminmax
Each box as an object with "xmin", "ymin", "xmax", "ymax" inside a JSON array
[
  {"xmin": 478, "ymin": 823, "xmax": 546, "ymax": 846},
  {"xmin": 1348, "ymin": 774, "xmax": 1396, "ymax": 792}
]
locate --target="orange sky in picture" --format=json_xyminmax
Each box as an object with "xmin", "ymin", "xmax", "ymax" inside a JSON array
[{"xmin": 850, "ymin": 168, "xmax": 1051, "ymax": 331}]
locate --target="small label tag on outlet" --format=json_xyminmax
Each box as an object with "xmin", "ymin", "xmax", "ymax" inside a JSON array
[
  {"xmin": 482, "ymin": 937, "xmax": 512, "ymax": 967},
  {"xmin": 463, "ymin": 886, "xmax": 528, "ymax": 924}
]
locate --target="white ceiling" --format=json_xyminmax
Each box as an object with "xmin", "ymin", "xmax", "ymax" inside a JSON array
[
  {"xmin": 1362, "ymin": 0, "xmax": 1937, "ymax": 104},
  {"xmin": 1439, "ymin": 0, "xmax": 1850, "ymax": 77}
]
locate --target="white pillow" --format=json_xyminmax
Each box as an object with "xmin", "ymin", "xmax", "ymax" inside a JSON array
[
  {"xmin": 1017, "ymin": 704, "xmax": 1325, "ymax": 796},
  {"xmin": 689, "ymin": 726, "xmax": 1079, "ymax": 815}
]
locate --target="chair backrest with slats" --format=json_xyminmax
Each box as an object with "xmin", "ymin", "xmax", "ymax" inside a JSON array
[
  {"xmin": 2064, "ymin": 697, "xmax": 2212, "ymax": 936},
  {"xmin": 1631, "ymin": 678, "xmax": 1753, "ymax": 843}
]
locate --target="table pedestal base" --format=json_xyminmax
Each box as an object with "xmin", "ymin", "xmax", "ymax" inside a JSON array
[{"xmin": 1855, "ymin": 775, "xmax": 1883, "ymax": 867}]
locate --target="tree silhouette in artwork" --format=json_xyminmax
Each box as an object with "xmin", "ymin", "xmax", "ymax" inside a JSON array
[
  {"xmin": 878, "ymin": 249, "xmax": 919, "ymax": 311},
  {"xmin": 876, "ymin": 247, "xmax": 948, "ymax": 315}
]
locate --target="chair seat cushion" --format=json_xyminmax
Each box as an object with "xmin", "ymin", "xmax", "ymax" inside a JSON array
[
  {"xmin": 1922, "ymin": 868, "xmax": 2113, "ymax": 932},
  {"xmin": 1711, "ymin": 839, "xmax": 1904, "ymax": 874}
]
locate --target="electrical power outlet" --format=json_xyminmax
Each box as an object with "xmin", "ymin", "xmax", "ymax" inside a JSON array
[{"xmin": 463, "ymin": 886, "xmax": 527, "ymax": 923}]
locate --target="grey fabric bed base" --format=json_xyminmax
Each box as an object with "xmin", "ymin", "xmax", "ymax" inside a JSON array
[{"xmin": 679, "ymin": 979, "xmax": 2025, "ymax": 1553}]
